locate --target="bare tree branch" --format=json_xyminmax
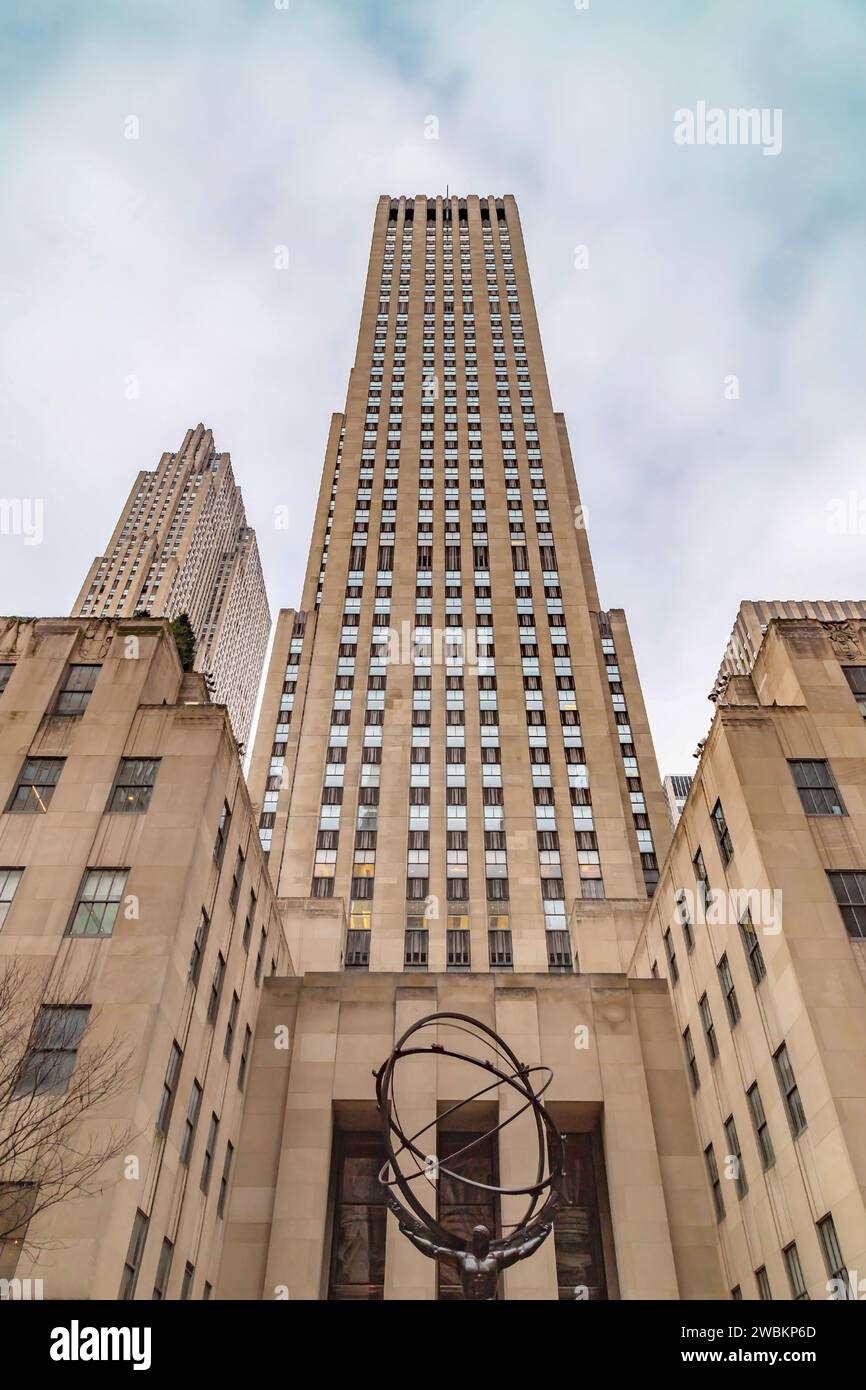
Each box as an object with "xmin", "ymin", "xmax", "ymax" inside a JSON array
[{"xmin": 0, "ymin": 956, "xmax": 135, "ymax": 1254}]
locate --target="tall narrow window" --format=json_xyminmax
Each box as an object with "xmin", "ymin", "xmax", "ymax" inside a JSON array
[
  {"xmin": 207, "ymin": 952, "xmax": 225, "ymax": 1024},
  {"xmin": 784, "ymin": 1242, "xmax": 808, "ymax": 1300},
  {"xmin": 747, "ymin": 1082, "xmax": 775, "ymax": 1169},
  {"xmin": 755, "ymin": 1266, "xmax": 772, "ymax": 1300},
  {"xmin": 327, "ymin": 1132, "xmax": 387, "ymax": 1300},
  {"xmin": 553, "ymin": 1132, "xmax": 609, "ymax": 1300},
  {"xmin": 238, "ymin": 1025, "xmax": 252, "ymax": 1090},
  {"xmin": 842, "ymin": 665, "xmax": 866, "ymax": 718},
  {"xmin": 437, "ymin": 1130, "xmax": 499, "ymax": 1300},
  {"xmin": 818, "ymin": 1214, "xmax": 852, "ymax": 1299},
  {"xmin": 179, "ymin": 1081, "xmax": 202, "ymax": 1165},
  {"xmin": 711, "ymin": 800, "xmax": 733, "ymax": 864},
  {"xmin": 224, "ymin": 992, "xmax": 239, "ymax": 1059},
  {"xmin": 717, "ymin": 954, "xmax": 740, "ymax": 1026},
  {"xmin": 662, "ymin": 927, "xmax": 678, "ymax": 984},
  {"xmin": 217, "ymin": 1142, "xmax": 234, "ymax": 1218},
  {"xmin": 683, "ymin": 1026, "xmax": 699, "ymax": 1093},
  {"xmin": 201, "ymin": 1113, "xmax": 219, "ymax": 1194},
  {"xmin": 699, "ymin": 993, "xmax": 718, "ymax": 1061},
  {"xmin": 152, "ymin": 1237, "xmax": 173, "ymax": 1300},
  {"xmin": 119, "ymin": 1209, "xmax": 149, "ymax": 1300},
  {"xmin": 213, "ymin": 800, "xmax": 232, "ymax": 864},
  {"xmin": 0, "ymin": 867, "xmax": 23, "ymax": 929},
  {"xmin": 704, "ymin": 1143, "xmax": 724, "ymax": 1222},
  {"xmin": 739, "ymin": 910, "xmax": 766, "ymax": 985},
  {"xmin": 229, "ymin": 850, "xmax": 245, "ymax": 913},
  {"xmin": 157, "ymin": 1041, "xmax": 183, "ymax": 1133},
  {"xmin": 774, "ymin": 1043, "xmax": 806, "ymax": 1137},
  {"xmin": 255, "ymin": 929, "xmax": 267, "ymax": 985},
  {"xmin": 180, "ymin": 1262, "xmax": 195, "ymax": 1300},
  {"xmin": 723, "ymin": 1115, "xmax": 747, "ymax": 1198},
  {"xmin": 189, "ymin": 908, "xmax": 209, "ymax": 986}
]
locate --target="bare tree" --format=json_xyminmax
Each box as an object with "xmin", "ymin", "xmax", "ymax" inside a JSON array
[{"xmin": 0, "ymin": 957, "xmax": 134, "ymax": 1256}]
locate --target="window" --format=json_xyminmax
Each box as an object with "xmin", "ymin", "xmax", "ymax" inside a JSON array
[
  {"xmin": 730, "ymin": 1285, "xmax": 742, "ymax": 1300},
  {"xmin": 229, "ymin": 849, "xmax": 245, "ymax": 913},
  {"xmin": 201, "ymin": 1113, "xmax": 219, "ymax": 1193},
  {"xmin": 0, "ymin": 867, "xmax": 23, "ymax": 929},
  {"xmin": 119, "ymin": 1209, "xmax": 149, "ymax": 1299},
  {"xmin": 774, "ymin": 1043, "xmax": 806, "ymax": 1137},
  {"xmin": 207, "ymin": 953, "xmax": 225, "ymax": 1024},
  {"xmin": 827, "ymin": 871, "xmax": 866, "ymax": 939},
  {"xmin": 327, "ymin": 1132, "xmax": 387, "ymax": 1300},
  {"xmin": 704, "ymin": 1143, "xmax": 724, "ymax": 1222},
  {"xmin": 238, "ymin": 1025, "xmax": 252, "ymax": 1090},
  {"xmin": 189, "ymin": 908, "xmax": 209, "ymax": 985},
  {"xmin": 693, "ymin": 846, "xmax": 709, "ymax": 890},
  {"xmin": 683, "ymin": 1027, "xmax": 699, "ymax": 1093},
  {"xmin": 7, "ymin": 757, "xmax": 64, "ymax": 813},
  {"xmin": 738, "ymin": 910, "xmax": 766, "ymax": 985},
  {"xmin": 14, "ymin": 1005, "xmax": 89, "ymax": 1097},
  {"xmin": 203, "ymin": 1281, "xmax": 212, "ymax": 1300},
  {"xmin": 818, "ymin": 1213, "xmax": 852, "ymax": 1299},
  {"xmin": 842, "ymin": 665, "xmax": 866, "ymax": 718},
  {"xmin": 675, "ymin": 890, "xmax": 694, "ymax": 951},
  {"xmin": 180, "ymin": 1262, "xmax": 195, "ymax": 1300},
  {"xmin": 784, "ymin": 1242, "xmax": 809, "ymax": 1300},
  {"xmin": 0, "ymin": 663, "xmax": 14, "ymax": 696},
  {"xmin": 157, "ymin": 1041, "xmax": 183, "ymax": 1133},
  {"xmin": 107, "ymin": 758, "xmax": 159, "ymax": 813},
  {"xmin": 699, "ymin": 993, "xmax": 718, "ymax": 1061},
  {"xmin": 217, "ymin": 1141, "xmax": 234, "ymax": 1218},
  {"xmin": 553, "ymin": 1131, "xmax": 608, "ymax": 1300},
  {"xmin": 662, "ymin": 928, "xmax": 678, "ymax": 984},
  {"xmin": 711, "ymin": 800, "xmax": 733, "ymax": 863},
  {"xmin": 0, "ymin": 1183, "xmax": 37, "ymax": 1279},
  {"xmin": 224, "ymin": 992, "xmax": 239, "ymax": 1059},
  {"xmin": 788, "ymin": 760, "xmax": 845, "ymax": 816},
  {"xmin": 755, "ymin": 1266, "xmax": 772, "ymax": 1300},
  {"xmin": 54, "ymin": 664, "xmax": 100, "ymax": 715},
  {"xmin": 213, "ymin": 799, "xmax": 232, "ymax": 863},
  {"xmin": 152, "ymin": 1237, "xmax": 173, "ymax": 1300},
  {"xmin": 179, "ymin": 1081, "xmax": 202, "ymax": 1165},
  {"xmin": 717, "ymin": 954, "xmax": 740, "ymax": 1026},
  {"xmin": 255, "ymin": 929, "xmax": 267, "ymax": 985},
  {"xmin": 436, "ymin": 1129, "xmax": 500, "ymax": 1301},
  {"xmin": 747, "ymin": 1082, "xmax": 775, "ymax": 1169},
  {"xmin": 723, "ymin": 1115, "xmax": 747, "ymax": 1198},
  {"xmin": 67, "ymin": 869, "xmax": 128, "ymax": 937}
]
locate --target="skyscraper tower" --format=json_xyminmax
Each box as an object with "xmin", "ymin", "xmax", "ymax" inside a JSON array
[
  {"xmin": 249, "ymin": 194, "xmax": 671, "ymax": 975},
  {"xmin": 72, "ymin": 424, "xmax": 271, "ymax": 747}
]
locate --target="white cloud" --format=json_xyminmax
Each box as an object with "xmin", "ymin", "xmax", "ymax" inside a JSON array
[{"xmin": 1, "ymin": 0, "xmax": 864, "ymax": 777}]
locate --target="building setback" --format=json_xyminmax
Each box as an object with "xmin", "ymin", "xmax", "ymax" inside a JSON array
[
  {"xmin": 632, "ymin": 609, "xmax": 866, "ymax": 1300},
  {"xmin": 0, "ymin": 617, "xmax": 291, "ymax": 1299},
  {"xmin": 223, "ymin": 194, "xmax": 726, "ymax": 1302},
  {"xmin": 248, "ymin": 193, "xmax": 672, "ymax": 977},
  {"xmin": 72, "ymin": 424, "xmax": 271, "ymax": 749}
]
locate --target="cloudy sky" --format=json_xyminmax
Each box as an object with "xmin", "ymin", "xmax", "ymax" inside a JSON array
[{"xmin": 2, "ymin": 0, "xmax": 864, "ymax": 774}]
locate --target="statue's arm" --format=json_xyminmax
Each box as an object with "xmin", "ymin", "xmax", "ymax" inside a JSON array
[
  {"xmin": 384, "ymin": 1190, "xmax": 458, "ymax": 1265},
  {"xmin": 499, "ymin": 1222, "xmax": 552, "ymax": 1269}
]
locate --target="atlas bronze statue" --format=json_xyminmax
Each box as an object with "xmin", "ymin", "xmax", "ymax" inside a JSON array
[{"xmin": 374, "ymin": 1011, "xmax": 565, "ymax": 1301}]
